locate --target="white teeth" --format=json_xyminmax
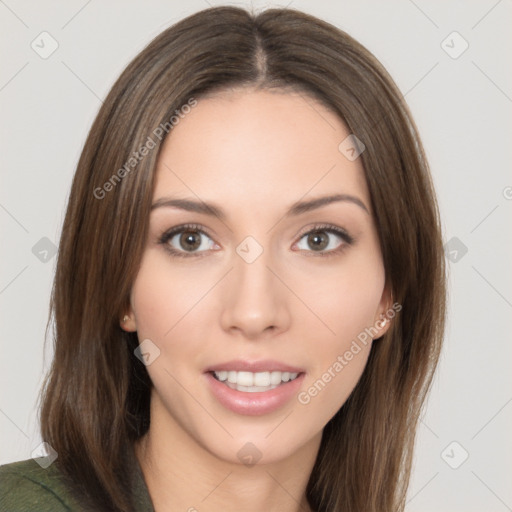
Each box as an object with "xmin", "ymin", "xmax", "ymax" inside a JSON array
[
  {"xmin": 254, "ymin": 372, "xmax": 270, "ymax": 387},
  {"xmin": 237, "ymin": 371, "xmax": 253, "ymax": 387},
  {"xmin": 213, "ymin": 370, "xmax": 300, "ymax": 390},
  {"xmin": 216, "ymin": 370, "xmax": 228, "ymax": 381},
  {"xmin": 228, "ymin": 383, "xmax": 278, "ymax": 393},
  {"xmin": 270, "ymin": 371, "xmax": 282, "ymax": 385}
]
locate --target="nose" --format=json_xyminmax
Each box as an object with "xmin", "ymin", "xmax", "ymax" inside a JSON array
[{"xmin": 219, "ymin": 246, "xmax": 291, "ymax": 340}]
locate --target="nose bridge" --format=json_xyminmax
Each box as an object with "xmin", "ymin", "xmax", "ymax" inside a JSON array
[
  {"xmin": 219, "ymin": 235, "xmax": 290, "ymax": 337},
  {"xmin": 235, "ymin": 240, "xmax": 273, "ymax": 295}
]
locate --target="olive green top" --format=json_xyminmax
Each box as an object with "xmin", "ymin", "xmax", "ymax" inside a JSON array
[{"xmin": 0, "ymin": 445, "xmax": 154, "ymax": 511}]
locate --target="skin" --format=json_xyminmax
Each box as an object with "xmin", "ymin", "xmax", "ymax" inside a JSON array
[{"xmin": 122, "ymin": 88, "xmax": 392, "ymax": 512}]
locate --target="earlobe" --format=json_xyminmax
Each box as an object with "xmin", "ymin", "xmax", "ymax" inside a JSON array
[
  {"xmin": 120, "ymin": 313, "xmax": 137, "ymax": 332},
  {"xmin": 375, "ymin": 312, "xmax": 391, "ymax": 338},
  {"xmin": 374, "ymin": 283, "xmax": 394, "ymax": 338}
]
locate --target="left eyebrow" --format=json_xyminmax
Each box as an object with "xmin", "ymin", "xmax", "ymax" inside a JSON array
[
  {"xmin": 150, "ymin": 193, "xmax": 370, "ymax": 219},
  {"xmin": 287, "ymin": 193, "xmax": 369, "ymax": 216}
]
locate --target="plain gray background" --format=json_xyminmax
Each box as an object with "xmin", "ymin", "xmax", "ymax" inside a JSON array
[{"xmin": 1, "ymin": 1, "xmax": 511, "ymax": 510}]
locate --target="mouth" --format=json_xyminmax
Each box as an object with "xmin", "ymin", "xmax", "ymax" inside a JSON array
[
  {"xmin": 204, "ymin": 360, "xmax": 306, "ymax": 415},
  {"xmin": 210, "ymin": 370, "xmax": 301, "ymax": 393}
]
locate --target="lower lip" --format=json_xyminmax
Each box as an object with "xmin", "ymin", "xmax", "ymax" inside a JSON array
[{"xmin": 205, "ymin": 372, "xmax": 305, "ymax": 416}]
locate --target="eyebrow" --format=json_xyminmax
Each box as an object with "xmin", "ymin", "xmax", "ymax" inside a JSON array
[{"xmin": 150, "ymin": 193, "xmax": 369, "ymax": 219}]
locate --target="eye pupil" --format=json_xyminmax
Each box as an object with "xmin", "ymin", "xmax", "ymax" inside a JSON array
[
  {"xmin": 180, "ymin": 231, "xmax": 201, "ymax": 251},
  {"xmin": 308, "ymin": 231, "xmax": 328, "ymax": 251}
]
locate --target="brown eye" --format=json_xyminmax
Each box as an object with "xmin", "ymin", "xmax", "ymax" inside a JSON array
[
  {"xmin": 295, "ymin": 225, "xmax": 353, "ymax": 256},
  {"xmin": 307, "ymin": 231, "xmax": 329, "ymax": 251},
  {"xmin": 179, "ymin": 231, "xmax": 202, "ymax": 251},
  {"xmin": 159, "ymin": 225, "xmax": 216, "ymax": 256}
]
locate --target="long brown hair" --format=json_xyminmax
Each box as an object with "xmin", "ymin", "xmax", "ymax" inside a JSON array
[{"xmin": 39, "ymin": 6, "xmax": 446, "ymax": 511}]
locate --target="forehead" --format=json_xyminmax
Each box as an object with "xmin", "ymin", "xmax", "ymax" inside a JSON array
[{"xmin": 152, "ymin": 89, "xmax": 370, "ymax": 214}]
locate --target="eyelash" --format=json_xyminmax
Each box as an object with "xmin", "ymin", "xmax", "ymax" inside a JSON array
[{"xmin": 157, "ymin": 222, "xmax": 354, "ymax": 259}]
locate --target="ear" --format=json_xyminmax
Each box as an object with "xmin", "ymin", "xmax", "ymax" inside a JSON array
[
  {"xmin": 119, "ymin": 305, "xmax": 137, "ymax": 332},
  {"xmin": 372, "ymin": 282, "xmax": 395, "ymax": 340}
]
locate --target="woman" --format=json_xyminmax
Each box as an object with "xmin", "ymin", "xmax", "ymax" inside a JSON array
[{"xmin": 0, "ymin": 5, "xmax": 446, "ymax": 511}]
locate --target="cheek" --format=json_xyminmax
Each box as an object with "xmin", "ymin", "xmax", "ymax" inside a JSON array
[
  {"xmin": 130, "ymin": 250, "xmax": 209, "ymax": 340},
  {"xmin": 129, "ymin": 251, "xmax": 218, "ymax": 387},
  {"xmin": 130, "ymin": 272, "xmax": 168, "ymax": 340},
  {"xmin": 297, "ymin": 342, "xmax": 372, "ymax": 429},
  {"xmin": 293, "ymin": 252, "xmax": 384, "ymax": 417},
  {"xmin": 294, "ymin": 250, "xmax": 385, "ymax": 342}
]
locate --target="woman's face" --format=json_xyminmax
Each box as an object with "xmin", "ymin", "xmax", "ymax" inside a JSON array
[{"xmin": 125, "ymin": 89, "xmax": 391, "ymax": 465}]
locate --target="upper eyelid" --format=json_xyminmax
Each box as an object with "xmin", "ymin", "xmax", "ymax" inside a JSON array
[
  {"xmin": 160, "ymin": 223, "xmax": 213, "ymax": 241},
  {"xmin": 295, "ymin": 223, "xmax": 351, "ymax": 239}
]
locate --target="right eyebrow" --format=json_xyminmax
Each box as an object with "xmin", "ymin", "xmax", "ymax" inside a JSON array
[{"xmin": 151, "ymin": 197, "xmax": 226, "ymax": 219}]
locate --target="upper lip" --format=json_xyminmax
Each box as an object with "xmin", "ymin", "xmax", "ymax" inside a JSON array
[{"xmin": 204, "ymin": 359, "xmax": 305, "ymax": 373}]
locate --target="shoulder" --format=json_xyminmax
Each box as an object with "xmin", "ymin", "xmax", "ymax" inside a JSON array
[{"xmin": 0, "ymin": 458, "xmax": 82, "ymax": 512}]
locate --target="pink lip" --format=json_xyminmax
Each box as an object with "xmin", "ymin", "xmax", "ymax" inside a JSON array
[
  {"xmin": 205, "ymin": 372, "xmax": 305, "ymax": 416},
  {"xmin": 204, "ymin": 359, "xmax": 305, "ymax": 373}
]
